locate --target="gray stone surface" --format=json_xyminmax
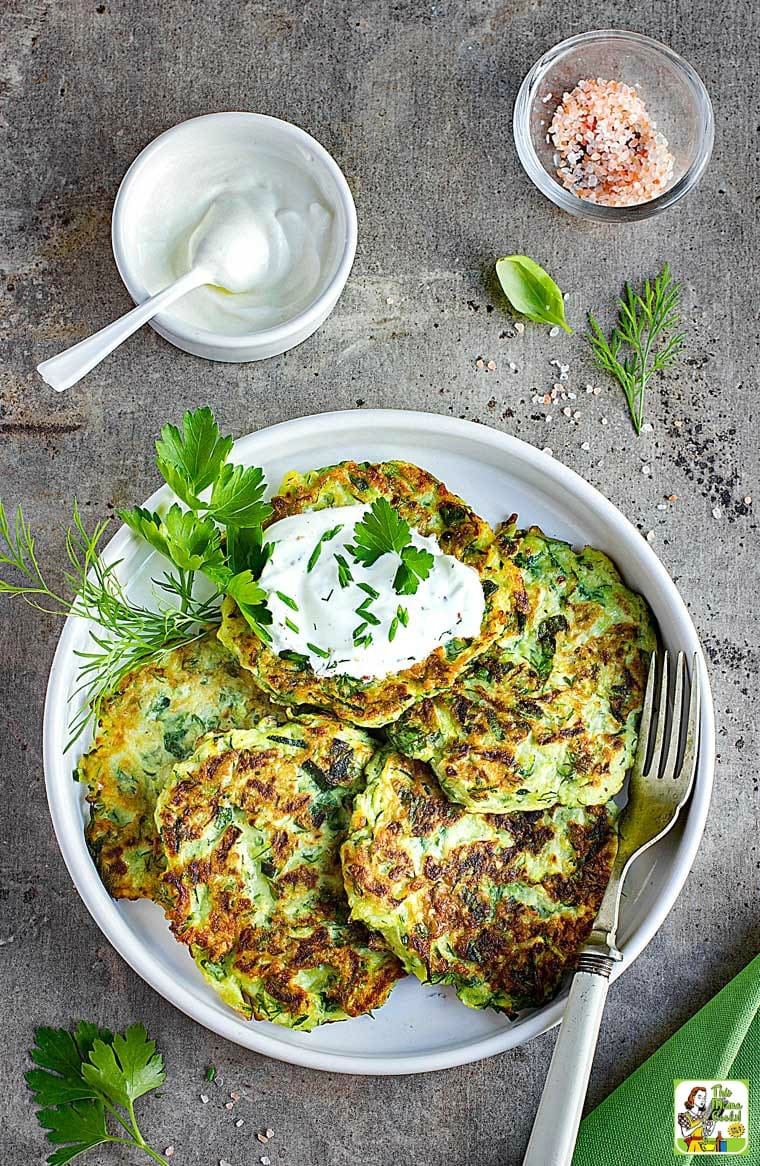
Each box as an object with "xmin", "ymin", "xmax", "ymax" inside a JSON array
[{"xmin": 1, "ymin": 1, "xmax": 758, "ymax": 1162}]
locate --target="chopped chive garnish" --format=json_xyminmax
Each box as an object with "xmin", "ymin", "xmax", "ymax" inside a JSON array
[
  {"xmin": 306, "ymin": 642, "xmax": 331, "ymax": 659},
  {"xmin": 334, "ymin": 553, "xmax": 354, "ymax": 588},
  {"xmin": 205, "ymin": 1065, "xmax": 216, "ymax": 1083},
  {"xmin": 355, "ymin": 633, "xmax": 373, "ymax": 649},
  {"xmin": 284, "ymin": 617, "xmax": 300, "ymax": 634},
  {"xmin": 279, "ymin": 649, "xmax": 310, "ymax": 668},
  {"xmin": 355, "ymin": 605, "xmax": 381, "ymax": 626},
  {"xmin": 357, "ymin": 581, "xmax": 380, "ymax": 599},
  {"xmin": 388, "ymin": 616, "xmax": 399, "ymax": 642},
  {"xmin": 276, "ymin": 590, "xmax": 298, "ymax": 611},
  {"xmin": 397, "ymin": 605, "xmax": 409, "ymax": 626},
  {"xmin": 307, "ymin": 524, "xmax": 344, "ymax": 572},
  {"xmin": 353, "ymin": 622, "xmax": 368, "ymax": 639}
]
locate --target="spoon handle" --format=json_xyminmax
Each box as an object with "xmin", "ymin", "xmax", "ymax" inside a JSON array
[{"xmin": 37, "ymin": 268, "xmax": 206, "ymax": 392}]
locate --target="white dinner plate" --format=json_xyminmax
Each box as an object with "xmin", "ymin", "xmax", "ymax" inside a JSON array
[{"xmin": 43, "ymin": 409, "xmax": 714, "ymax": 1074}]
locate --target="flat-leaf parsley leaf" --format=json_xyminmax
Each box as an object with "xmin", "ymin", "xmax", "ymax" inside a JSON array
[
  {"xmin": 347, "ymin": 499, "xmax": 436, "ymax": 597},
  {"xmin": 155, "ymin": 406, "xmax": 233, "ymax": 509},
  {"xmin": 27, "ymin": 1022, "xmax": 170, "ymax": 1166},
  {"xmin": 347, "ymin": 498, "xmax": 410, "ymax": 565}
]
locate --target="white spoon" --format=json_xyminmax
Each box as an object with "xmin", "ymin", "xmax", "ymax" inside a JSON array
[{"xmin": 37, "ymin": 195, "xmax": 269, "ymax": 392}]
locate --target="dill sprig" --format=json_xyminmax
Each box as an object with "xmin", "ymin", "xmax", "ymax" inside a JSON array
[
  {"xmin": 586, "ymin": 264, "xmax": 685, "ymax": 435},
  {"xmin": 0, "ymin": 500, "xmax": 221, "ymax": 748},
  {"xmin": 0, "ymin": 408, "xmax": 277, "ymax": 749}
]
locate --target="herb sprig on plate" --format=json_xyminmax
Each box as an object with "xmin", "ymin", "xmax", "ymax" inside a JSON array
[
  {"xmin": 347, "ymin": 497, "xmax": 434, "ymax": 597},
  {"xmin": 26, "ymin": 1021, "xmax": 169, "ymax": 1165},
  {"xmin": 586, "ymin": 264, "xmax": 684, "ymax": 434},
  {"xmin": 0, "ymin": 407, "xmax": 273, "ymax": 746}
]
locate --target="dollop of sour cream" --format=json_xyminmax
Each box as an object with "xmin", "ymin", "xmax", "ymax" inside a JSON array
[
  {"xmin": 134, "ymin": 154, "xmax": 336, "ymax": 334},
  {"xmin": 259, "ymin": 505, "xmax": 486, "ymax": 680}
]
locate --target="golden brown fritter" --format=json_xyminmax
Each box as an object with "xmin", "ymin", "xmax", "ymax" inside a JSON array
[
  {"xmin": 341, "ymin": 750, "xmax": 618, "ymax": 1016},
  {"xmin": 156, "ymin": 717, "xmax": 403, "ymax": 1029},
  {"xmin": 388, "ymin": 524, "xmax": 656, "ymax": 811},
  {"xmin": 219, "ymin": 460, "xmax": 524, "ymax": 726},
  {"xmin": 79, "ymin": 633, "xmax": 277, "ymax": 902}
]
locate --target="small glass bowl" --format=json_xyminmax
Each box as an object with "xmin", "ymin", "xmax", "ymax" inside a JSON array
[{"xmin": 513, "ymin": 29, "xmax": 714, "ymax": 222}]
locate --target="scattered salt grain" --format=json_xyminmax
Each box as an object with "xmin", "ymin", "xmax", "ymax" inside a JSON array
[
  {"xmin": 645, "ymin": 531, "xmax": 655, "ymax": 543},
  {"xmin": 581, "ymin": 441, "xmax": 590, "ymax": 451},
  {"xmin": 642, "ymin": 464, "xmax": 651, "ymax": 476},
  {"xmin": 265, "ymin": 1130, "xmax": 275, "ymax": 1139},
  {"xmin": 673, "ymin": 418, "xmax": 683, "ymax": 428},
  {"xmin": 514, "ymin": 322, "xmax": 525, "ymax": 334},
  {"xmin": 257, "ymin": 1134, "xmax": 270, "ymax": 1144},
  {"xmin": 225, "ymin": 1102, "xmax": 234, "ymax": 1110},
  {"xmin": 549, "ymin": 326, "xmax": 560, "ymax": 337},
  {"xmin": 509, "ymin": 361, "xmax": 518, "ymax": 371},
  {"xmin": 486, "ymin": 359, "xmax": 497, "ymax": 371},
  {"xmin": 712, "ymin": 508, "xmax": 721, "ymax": 520},
  {"xmin": 230, "ymin": 1092, "xmax": 240, "ymax": 1101},
  {"xmin": 657, "ymin": 503, "xmax": 668, "ymax": 511},
  {"xmin": 542, "ymin": 447, "xmax": 554, "ymax": 456},
  {"xmin": 744, "ymin": 495, "xmax": 752, "ymax": 505},
  {"xmin": 200, "ymin": 1094, "xmax": 209, "ymax": 1104},
  {"xmin": 261, "ymin": 1158, "xmax": 271, "ymax": 1165},
  {"xmin": 641, "ymin": 422, "xmax": 654, "ymax": 433},
  {"xmin": 562, "ymin": 407, "xmax": 572, "ymax": 418},
  {"xmin": 164, "ymin": 1150, "xmax": 174, "ymax": 1159},
  {"xmin": 592, "ymin": 386, "xmax": 602, "ymax": 395},
  {"xmin": 220, "ymin": 1160, "xmax": 233, "ymax": 1166},
  {"xmin": 235, "ymin": 1119, "xmax": 244, "ymax": 1128},
  {"xmin": 601, "ymin": 417, "xmax": 608, "ymax": 426},
  {"xmin": 475, "ymin": 358, "xmax": 485, "ymax": 370}
]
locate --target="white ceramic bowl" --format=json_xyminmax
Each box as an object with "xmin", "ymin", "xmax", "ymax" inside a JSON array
[
  {"xmin": 43, "ymin": 410, "xmax": 714, "ymax": 1074},
  {"xmin": 111, "ymin": 113, "xmax": 357, "ymax": 362}
]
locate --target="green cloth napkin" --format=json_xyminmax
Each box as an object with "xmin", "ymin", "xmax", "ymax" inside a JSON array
[{"xmin": 573, "ymin": 951, "xmax": 760, "ymax": 1164}]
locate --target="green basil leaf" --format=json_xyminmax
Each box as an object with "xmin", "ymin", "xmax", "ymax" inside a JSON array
[{"xmin": 495, "ymin": 255, "xmax": 572, "ymax": 334}]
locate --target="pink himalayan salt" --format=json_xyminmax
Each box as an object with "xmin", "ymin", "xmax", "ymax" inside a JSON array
[{"xmin": 548, "ymin": 77, "xmax": 674, "ymax": 207}]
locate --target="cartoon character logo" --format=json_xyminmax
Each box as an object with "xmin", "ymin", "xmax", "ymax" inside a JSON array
[
  {"xmin": 674, "ymin": 1080, "xmax": 749, "ymax": 1155},
  {"xmin": 678, "ymin": 1086, "xmax": 718, "ymax": 1153}
]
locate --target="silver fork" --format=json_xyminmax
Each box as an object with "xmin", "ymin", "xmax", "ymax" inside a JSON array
[{"xmin": 523, "ymin": 651, "xmax": 701, "ymax": 1166}]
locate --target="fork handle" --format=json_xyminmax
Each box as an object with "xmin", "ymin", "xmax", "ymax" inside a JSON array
[{"xmin": 522, "ymin": 951, "xmax": 614, "ymax": 1166}]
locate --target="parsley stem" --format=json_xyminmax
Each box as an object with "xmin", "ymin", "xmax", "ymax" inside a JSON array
[
  {"xmin": 127, "ymin": 1098, "xmax": 171, "ymax": 1166},
  {"xmin": 100, "ymin": 1097, "xmax": 141, "ymax": 1141}
]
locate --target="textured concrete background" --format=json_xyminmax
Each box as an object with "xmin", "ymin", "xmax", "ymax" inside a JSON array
[{"xmin": 1, "ymin": 1, "xmax": 758, "ymax": 1163}]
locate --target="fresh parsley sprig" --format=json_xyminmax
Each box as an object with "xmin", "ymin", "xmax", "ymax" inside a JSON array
[
  {"xmin": 118, "ymin": 407, "xmax": 273, "ymax": 642},
  {"xmin": 26, "ymin": 1021, "xmax": 169, "ymax": 1166},
  {"xmin": 393, "ymin": 545, "xmax": 434, "ymax": 596},
  {"xmin": 0, "ymin": 407, "xmax": 274, "ymax": 746},
  {"xmin": 586, "ymin": 264, "xmax": 685, "ymax": 435},
  {"xmin": 347, "ymin": 498, "xmax": 434, "ymax": 597}
]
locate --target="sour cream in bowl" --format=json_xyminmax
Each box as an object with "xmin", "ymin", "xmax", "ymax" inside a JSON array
[{"xmin": 112, "ymin": 113, "xmax": 357, "ymax": 362}]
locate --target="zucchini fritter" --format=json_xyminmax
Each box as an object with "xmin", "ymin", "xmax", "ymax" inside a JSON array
[
  {"xmin": 79, "ymin": 634, "xmax": 276, "ymax": 902},
  {"xmin": 388, "ymin": 525, "xmax": 656, "ymax": 811},
  {"xmin": 341, "ymin": 751, "xmax": 618, "ymax": 1016},
  {"xmin": 156, "ymin": 717, "xmax": 403, "ymax": 1029},
  {"xmin": 218, "ymin": 461, "xmax": 523, "ymax": 727}
]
